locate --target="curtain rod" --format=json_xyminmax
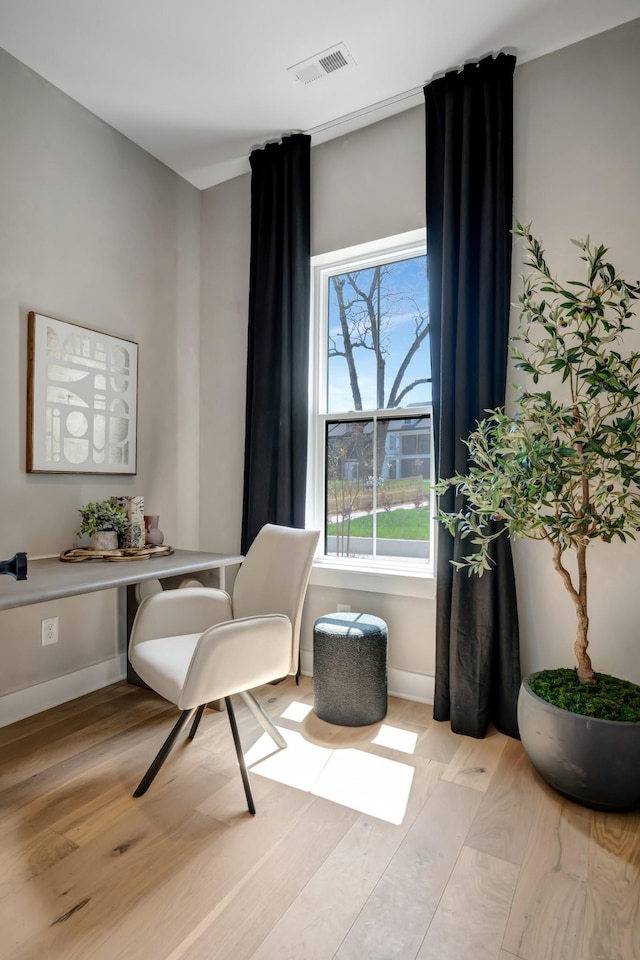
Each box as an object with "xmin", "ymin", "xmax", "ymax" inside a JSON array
[
  {"xmin": 250, "ymin": 48, "xmax": 517, "ymax": 151},
  {"xmin": 304, "ymin": 48, "xmax": 516, "ymax": 140}
]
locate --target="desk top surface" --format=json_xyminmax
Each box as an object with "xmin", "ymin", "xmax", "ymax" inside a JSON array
[{"xmin": 0, "ymin": 549, "xmax": 243, "ymax": 611}]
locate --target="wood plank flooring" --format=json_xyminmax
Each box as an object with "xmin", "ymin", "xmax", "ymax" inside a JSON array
[{"xmin": 0, "ymin": 678, "xmax": 638, "ymax": 960}]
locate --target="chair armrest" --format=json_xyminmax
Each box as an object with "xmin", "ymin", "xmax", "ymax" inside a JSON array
[
  {"xmin": 130, "ymin": 587, "xmax": 233, "ymax": 649},
  {"xmin": 180, "ymin": 614, "xmax": 291, "ymax": 709}
]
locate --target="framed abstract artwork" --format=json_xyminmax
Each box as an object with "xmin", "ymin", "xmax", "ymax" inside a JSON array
[{"xmin": 27, "ymin": 312, "xmax": 138, "ymax": 474}]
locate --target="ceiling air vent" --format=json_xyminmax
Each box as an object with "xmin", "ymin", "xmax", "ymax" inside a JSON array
[{"xmin": 287, "ymin": 43, "xmax": 356, "ymax": 85}]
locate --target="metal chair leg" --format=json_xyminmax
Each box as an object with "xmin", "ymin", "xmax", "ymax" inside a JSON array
[
  {"xmin": 238, "ymin": 690, "xmax": 287, "ymax": 749},
  {"xmin": 188, "ymin": 703, "xmax": 207, "ymax": 740},
  {"xmin": 133, "ymin": 708, "xmax": 195, "ymax": 798},
  {"xmin": 224, "ymin": 696, "xmax": 256, "ymax": 815}
]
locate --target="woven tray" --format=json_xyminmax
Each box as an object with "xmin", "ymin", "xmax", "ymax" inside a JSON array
[{"xmin": 59, "ymin": 545, "xmax": 174, "ymax": 563}]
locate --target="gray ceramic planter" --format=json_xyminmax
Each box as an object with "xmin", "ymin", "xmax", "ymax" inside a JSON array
[
  {"xmin": 518, "ymin": 676, "xmax": 640, "ymax": 812},
  {"xmin": 90, "ymin": 530, "xmax": 118, "ymax": 551}
]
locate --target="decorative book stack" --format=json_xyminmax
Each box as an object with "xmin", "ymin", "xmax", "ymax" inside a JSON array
[{"xmin": 111, "ymin": 495, "xmax": 145, "ymax": 549}]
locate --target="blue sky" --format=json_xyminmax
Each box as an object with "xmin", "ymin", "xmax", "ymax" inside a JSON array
[{"xmin": 327, "ymin": 254, "xmax": 431, "ymax": 413}]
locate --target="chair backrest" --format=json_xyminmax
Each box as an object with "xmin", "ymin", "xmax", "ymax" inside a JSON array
[{"xmin": 232, "ymin": 524, "xmax": 319, "ymax": 674}]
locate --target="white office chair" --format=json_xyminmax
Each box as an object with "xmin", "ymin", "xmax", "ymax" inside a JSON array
[{"xmin": 128, "ymin": 524, "xmax": 319, "ymax": 813}]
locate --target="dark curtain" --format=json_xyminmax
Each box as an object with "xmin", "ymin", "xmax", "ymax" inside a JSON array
[
  {"xmin": 241, "ymin": 134, "xmax": 311, "ymax": 553},
  {"xmin": 424, "ymin": 54, "xmax": 521, "ymax": 739}
]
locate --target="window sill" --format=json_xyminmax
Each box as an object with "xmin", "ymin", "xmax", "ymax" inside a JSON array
[{"xmin": 309, "ymin": 557, "xmax": 436, "ymax": 599}]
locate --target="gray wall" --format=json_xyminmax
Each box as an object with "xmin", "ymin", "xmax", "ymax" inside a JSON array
[
  {"xmin": 312, "ymin": 107, "xmax": 426, "ymax": 255},
  {"xmin": 199, "ymin": 174, "xmax": 251, "ymax": 559},
  {"xmin": 512, "ymin": 20, "xmax": 640, "ymax": 683},
  {"xmin": 0, "ymin": 50, "xmax": 201, "ymax": 697}
]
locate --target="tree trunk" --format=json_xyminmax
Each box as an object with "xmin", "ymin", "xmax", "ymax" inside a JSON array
[
  {"xmin": 332, "ymin": 276, "xmax": 362, "ymax": 411},
  {"xmin": 573, "ymin": 597, "xmax": 594, "ymax": 683},
  {"xmin": 551, "ymin": 540, "xmax": 594, "ymax": 683},
  {"xmin": 574, "ymin": 541, "xmax": 594, "ymax": 682}
]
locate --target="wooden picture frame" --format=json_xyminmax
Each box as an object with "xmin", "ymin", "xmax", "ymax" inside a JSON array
[{"xmin": 27, "ymin": 312, "xmax": 138, "ymax": 475}]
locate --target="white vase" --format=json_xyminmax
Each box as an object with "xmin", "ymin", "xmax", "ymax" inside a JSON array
[{"xmin": 91, "ymin": 531, "xmax": 118, "ymax": 551}]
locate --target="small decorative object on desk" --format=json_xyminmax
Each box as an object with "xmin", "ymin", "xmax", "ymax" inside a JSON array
[
  {"xmin": 76, "ymin": 500, "xmax": 130, "ymax": 551},
  {"xmin": 111, "ymin": 495, "xmax": 145, "ymax": 548},
  {"xmin": 60, "ymin": 545, "xmax": 174, "ymax": 563},
  {"xmin": 144, "ymin": 515, "xmax": 164, "ymax": 546},
  {"xmin": 92, "ymin": 530, "xmax": 118, "ymax": 551}
]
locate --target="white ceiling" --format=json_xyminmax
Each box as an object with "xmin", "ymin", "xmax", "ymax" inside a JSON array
[{"xmin": 0, "ymin": 0, "xmax": 638, "ymax": 189}]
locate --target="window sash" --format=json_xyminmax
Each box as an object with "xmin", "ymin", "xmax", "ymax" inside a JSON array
[{"xmin": 324, "ymin": 412, "xmax": 431, "ymax": 562}]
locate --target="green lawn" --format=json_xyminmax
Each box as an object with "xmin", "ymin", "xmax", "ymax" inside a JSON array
[{"xmin": 327, "ymin": 507, "xmax": 430, "ymax": 541}]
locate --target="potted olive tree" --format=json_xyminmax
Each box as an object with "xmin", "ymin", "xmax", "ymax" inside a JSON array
[
  {"xmin": 77, "ymin": 500, "xmax": 130, "ymax": 551},
  {"xmin": 436, "ymin": 223, "xmax": 640, "ymax": 810}
]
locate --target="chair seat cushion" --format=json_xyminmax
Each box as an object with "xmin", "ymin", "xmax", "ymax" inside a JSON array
[{"xmin": 130, "ymin": 633, "xmax": 201, "ymax": 706}]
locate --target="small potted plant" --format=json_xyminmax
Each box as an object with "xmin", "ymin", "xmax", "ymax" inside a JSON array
[
  {"xmin": 436, "ymin": 223, "xmax": 640, "ymax": 810},
  {"xmin": 77, "ymin": 500, "xmax": 130, "ymax": 551}
]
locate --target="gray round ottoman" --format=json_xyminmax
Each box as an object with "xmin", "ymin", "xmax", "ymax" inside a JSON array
[{"xmin": 313, "ymin": 612, "xmax": 388, "ymax": 726}]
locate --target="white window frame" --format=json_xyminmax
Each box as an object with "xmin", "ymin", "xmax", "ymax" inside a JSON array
[{"xmin": 306, "ymin": 229, "xmax": 435, "ymax": 598}]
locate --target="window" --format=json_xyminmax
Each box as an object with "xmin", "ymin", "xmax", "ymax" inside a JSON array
[{"xmin": 307, "ymin": 230, "xmax": 433, "ymax": 576}]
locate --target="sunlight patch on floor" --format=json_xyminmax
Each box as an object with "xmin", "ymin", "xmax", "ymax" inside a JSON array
[
  {"xmin": 312, "ymin": 748, "xmax": 414, "ymax": 824},
  {"xmin": 280, "ymin": 701, "xmax": 314, "ymax": 722},
  {"xmin": 245, "ymin": 729, "xmax": 332, "ymax": 791},
  {"xmin": 245, "ymin": 704, "xmax": 415, "ymax": 824},
  {"xmin": 372, "ymin": 724, "xmax": 418, "ymax": 754}
]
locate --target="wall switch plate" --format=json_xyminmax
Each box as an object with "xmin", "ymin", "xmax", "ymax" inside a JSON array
[
  {"xmin": 337, "ymin": 603, "xmax": 351, "ymax": 613},
  {"xmin": 41, "ymin": 616, "xmax": 59, "ymax": 646}
]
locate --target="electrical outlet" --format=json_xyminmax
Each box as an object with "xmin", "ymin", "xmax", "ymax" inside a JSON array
[
  {"xmin": 41, "ymin": 616, "xmax": 59, "ymax": 646},
  {"xmin": 337, "ymin": 603, "xmax": 351, "ymax": 613}
]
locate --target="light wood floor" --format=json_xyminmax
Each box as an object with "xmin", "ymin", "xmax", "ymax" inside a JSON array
[{"xmin": 0, "ymin": 678, "xmax": 638, "ymax": 960}]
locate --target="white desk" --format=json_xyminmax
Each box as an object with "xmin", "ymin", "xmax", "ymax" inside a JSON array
[
  {"xmin": 0, "ymin": 549, "xmax": 243, "ymax": 687},
  {"xmin": 0, "ymin": 549, "xmax": 243, "ymax": 612}
]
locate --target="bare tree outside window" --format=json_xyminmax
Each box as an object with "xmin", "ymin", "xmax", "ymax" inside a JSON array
[
  {"xmin": 324, "ymin": 254, "xmax": 431, "ymax": 561},
  {"xmin": 328, "ymin": 258, "xmax": 430, "ymax": 413}
]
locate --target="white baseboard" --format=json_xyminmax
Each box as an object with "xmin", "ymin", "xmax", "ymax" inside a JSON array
[
  {"xmin": 0, "ymin": 655, "xmax": 127, "ymax": 729},
  {"xmin": 387, "ymin": 666, "xmax": 434, "ymax": 704},
  {"xmin": 299, "ymin": 649, "xmax": 434, "ymax": 704},
  {"xmin": 1, "ymin": 653, "xmax": 433, "ymax": 729}
]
